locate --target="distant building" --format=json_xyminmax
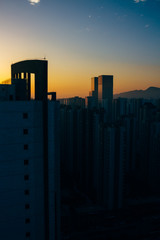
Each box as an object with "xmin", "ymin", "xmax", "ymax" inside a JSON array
[
  {"xmin": 91, "ymin": 77, "xmax": 98, "ymax": 104},
  {"xmin": 91, "ymin": 77, "xmax": 98, "ymax": 97},
  {"xmin": 98, "ymin": 75, "xmax": 113, "ymax": 118},
  {"xmin": 0, "ymin": 84, "xmax": 15, "ymax": 101},
  {"xmin": 1, "ymin": 79, "xmax": 11, "ymax": 84},
  {"xmin": 85, "ymin": 96, "xmax": 97, "ymax": 109},
  {"xmin": 93, "ymin": 123, "xmax": 126, "ymax": 210},
  {"xmin": 59, "ymin": 96, "xmax": 85, "ymax": 108},
  {"xmin": 88, "ymin": 77, "xmax": 98, "ymax": 108},
  {"xmin": 149, "ymin": 121, "xmax": 160, "ymax": 192}
]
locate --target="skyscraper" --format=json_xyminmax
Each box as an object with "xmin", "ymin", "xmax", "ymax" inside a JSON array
[
  {"xmin": 98, "ymin": 75, "xmax": 113, "ymax": 120},
  {"xmin": 91, "ymin": 77, "xmax": 98, "ymax": 99},
  {"xmin": 88, "ymin": 77, "xmax": 98, "ymax": 108}
]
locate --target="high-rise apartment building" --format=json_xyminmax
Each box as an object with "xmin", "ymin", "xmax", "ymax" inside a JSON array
[
  {"xmin": 0, "ymin": 60, "xmax": 60, "ymax": 240},
  {"xmin": 149, "ymin": 121, "xmax": 160, "ymax": 192}
]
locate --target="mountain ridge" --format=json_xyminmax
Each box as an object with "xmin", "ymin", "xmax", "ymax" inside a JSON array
[{"xmin": 114, "ymin": 87, "xmax": 160, "ymax": 99}]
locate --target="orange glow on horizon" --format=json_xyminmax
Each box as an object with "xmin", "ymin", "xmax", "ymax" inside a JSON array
[{"xmin": 1, "ymin": 60, "xmax": 160, "ymax": 98}]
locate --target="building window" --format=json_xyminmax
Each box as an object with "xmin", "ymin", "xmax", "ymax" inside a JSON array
[
  {"xmin": 25, "ymin": 218, "xmax": 30, "ymax": 224},
  {"xmin": 9, "ymin": 95, "xmax": 13, "ymax": 101},
  {"xmin": 23, "ymin": 113, "xmax": 28, "ymax": 119},
  {"xmin": 24, "ymin": 190, "xmax": 29, "ymax": 195},
  {"xmin": 24, "ymin": 175, "xmax": 29, "ymax": 181},
  {"xmin": 24, "ymin": 144, "xmax": 28, "ymax": 150},
  {"xmin": 23, "ymin": 129, "xmax": 28, "ymax": 135},
  {"xmin": 24, "ymin": 159, "xmax": 29, "ymax": 166},
  {"xmin": 26, "ymin": 232, "xmax": 31, "ymax": 237},
  {"xmin": 25, "ymin": 204, "xmax": 30, "ymax": 209}
]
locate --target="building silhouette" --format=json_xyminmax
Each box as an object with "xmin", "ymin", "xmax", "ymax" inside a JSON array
[
  {"xmin": 0, "ymin": 60, "xmax": 60, "ymax": 240},
  {"xmin": 88, "ymin": 75, "xmax": 113, "ymax": 120},
  {"xmin": 98, "ymin": 75, "xmax": 113, "ymax": 103}
]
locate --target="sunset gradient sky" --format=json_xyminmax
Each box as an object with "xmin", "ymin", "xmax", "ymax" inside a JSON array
[{"xmin": 0, "ymin": 0, "xmax": 160, "ymax": 98}]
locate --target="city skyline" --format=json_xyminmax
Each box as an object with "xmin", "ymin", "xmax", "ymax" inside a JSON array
[{"xmin": 0, "ymin": 0, "xmax": 160, "ymax": 98}]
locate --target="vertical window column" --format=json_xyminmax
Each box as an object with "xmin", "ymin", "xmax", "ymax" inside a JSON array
[{"xmin": 23, "ymin": 112, "xmax": 31, "ymax": 238}]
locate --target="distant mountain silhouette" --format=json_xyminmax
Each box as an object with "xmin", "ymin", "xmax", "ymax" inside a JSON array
[{"xmin": 114, "ymin": 87, "xmax": 160, "ymax": 99}]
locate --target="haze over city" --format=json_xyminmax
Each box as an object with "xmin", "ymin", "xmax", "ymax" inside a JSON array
[{"xmin": 0, "ymin": 0, "xmax": 160, "ymax": 97}]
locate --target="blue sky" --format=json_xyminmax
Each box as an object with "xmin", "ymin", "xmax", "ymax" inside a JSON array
[{"xmin": 0, "ymin": 0, "xmax": 160, "ymax": 97}]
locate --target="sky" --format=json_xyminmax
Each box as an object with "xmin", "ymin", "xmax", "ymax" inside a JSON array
[{"xmin": 0, "ymin": 0, "xmax": 160, "ymax": 98}]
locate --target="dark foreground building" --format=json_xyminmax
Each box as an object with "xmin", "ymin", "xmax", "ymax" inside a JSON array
[{"xmin": 0, "ymin": 60, "xmax": 60, "ymax": 240}]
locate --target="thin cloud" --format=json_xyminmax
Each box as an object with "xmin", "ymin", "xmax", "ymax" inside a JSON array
[
  {"xmin": 134, "ymin": 0, "xmax": 146, "ymax": 3},
  {"xmin": 145, "ymin": 24, "xmax": 150, "ymax": 28},
  {"xmin": 85, "ymin": 27, "xmax": 91, "ymax": 32},
  {"xmin": 28, "ymin": 0, "xmax": 40, "ymax": 5}
]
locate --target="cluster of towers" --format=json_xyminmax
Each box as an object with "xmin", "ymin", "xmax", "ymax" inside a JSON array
[
  {"xmin": 60, "ymin": 75, "xmax": 126, "ymax": 210},
  {"xmin": 87, "ymin": 75, "xmax": 113, "ymax": 113},
  {"xmin": 60, "ymin": 74, "xmax": 160, "ymax": 213}
]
